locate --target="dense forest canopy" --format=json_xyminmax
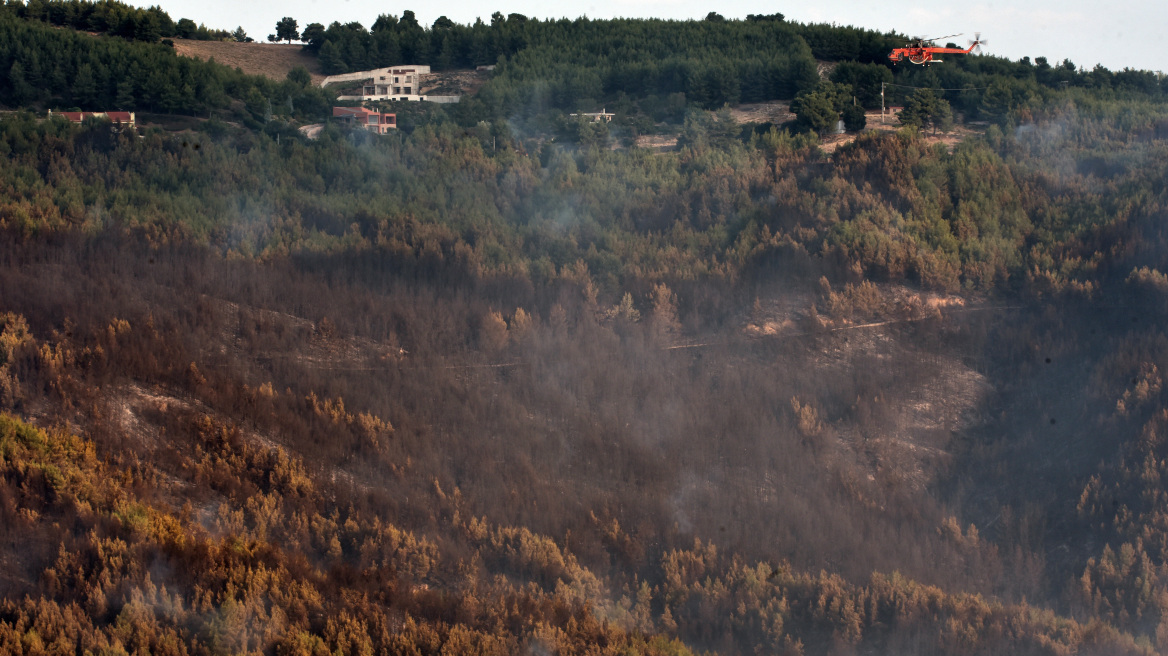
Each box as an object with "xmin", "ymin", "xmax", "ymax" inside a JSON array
[
  {"xmin": 298, "ymin": 9, "xmax": 1167, "ymax": 118},
  {"xmin": 5, "ymin": 2, "xmax": 1168, "ymax": 655}
]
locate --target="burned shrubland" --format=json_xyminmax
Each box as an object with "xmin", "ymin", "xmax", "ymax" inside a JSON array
[{"xmin": 4, "ymin": 13, "xmax": 1168, "ymax": 653}]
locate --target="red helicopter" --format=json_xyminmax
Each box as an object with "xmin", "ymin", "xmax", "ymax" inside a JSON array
[{"xmin": 888, "ymin": 32, "xmax": 985, "ymax": 65}]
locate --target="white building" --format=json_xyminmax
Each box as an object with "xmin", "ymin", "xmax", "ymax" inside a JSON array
[
  {"xmin": 570, "ymin": 109, "xmax": 615, "ymax": 123},
  {"xmin": 322, "ymin": 65, "xmax": 460, "ymax": 103}
]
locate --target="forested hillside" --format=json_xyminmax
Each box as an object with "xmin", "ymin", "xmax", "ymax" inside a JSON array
[
  {"xmin": 5, "ymin": 2, "xmax": 1168, "ymax": 655},
  {"xmin": 301, "ymin": 10, "xmax": 1164, "ymax": 121},
  {"xmin": 0, "ymin": 5, "xmax": 331, "ymax": 125}
]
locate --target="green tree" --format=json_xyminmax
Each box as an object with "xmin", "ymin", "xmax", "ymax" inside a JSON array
[
  {"xmin": 301, "ymin": 22, "xmax": 325, "ymax": 50},
  {"xmin": 791, "ymin": 81, "xmax": 852, "ymax": 135},
  {"xmin": 791, "ymin": 91, "xmax": 837, "ymax": 134},
  {"xmin": 114, "ymin": 79, "xmax": 136, "ymax": 109},
  {"xmin": 830, "ymin": 61, "xmax": 892, "ymax": 109},
  {"xmin": 318, "ymin": 41, "xmax": 345, "ymax": 75},
  {"xmin": 161, "ymin": 82, "xmax": 185, "ymax": 113},
  {"xmin": 275, "ymin": 17, "xmax": 299, "ymax": 43},
  {"xmin": 8, "ymin": 62, "xmax": 33, "ymax": 105},
  {"xmin": 232, "ymin": 26, "xmax": 249, "ymax": 42},
  {"xmin": 201, "ymin": 78, "xmax": 228, "ymax": 112},
  {"xmin": 286, "ymin": 66, "xmax": 312, "ymax": 87},
  {"xmin": 176, "ymin": 18, "xmax": 196, "ymax": 39},
  {"xmin": 980, "ymin": 78, "xmax": 1035, "ymax": 124},
  {"xmin": 841, "ymin": 103, "xmax": 866, "ymax": 132},
  {"xmin": 73, "ymin": 63, "xmax": 98, "ymax": 108},
  {"xmin": 245, "ymin": 87, "xmax": 269, "ymax": 120},
  {"xmin": 134, "ymin": 12, "xmax": 160, "ymax": 41},
  {"xmin": 899, "ymin": 88, "xmax": 952, "ymax": 135}
]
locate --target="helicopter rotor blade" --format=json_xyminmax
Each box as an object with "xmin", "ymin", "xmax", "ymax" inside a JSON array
[{"xmin": 927, "ymin": 32, "xmax": 963, "ymax": 43}]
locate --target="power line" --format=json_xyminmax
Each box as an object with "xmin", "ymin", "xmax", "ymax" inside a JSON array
[
  {"xmin": 881, "ymin": 81, "xmax": 989, "ymax": 122},
  {"xmin": 884, "ymin": 83, "xmax": 991, "ymax": 91}
]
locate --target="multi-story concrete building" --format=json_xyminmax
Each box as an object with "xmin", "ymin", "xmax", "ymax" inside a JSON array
[
  {"xmin": 322, "ymin": 66, "xmax": 459, "ymax": 103},
  {"xmin": 364, "ymin": 66, "xmax": 428, "ymax": 99}
]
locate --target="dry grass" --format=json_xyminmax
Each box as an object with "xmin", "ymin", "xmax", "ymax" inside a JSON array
[
  {"xmin": 819, "ymin": 110, "xmax": 984, "ymax": 153},
  {"xmin": 634, "ymin": 134, "xmax": 680, "ymax": 150},
  {"xmin": 172, "ymin": 39, "xmax": 325, "ymax": 84}
]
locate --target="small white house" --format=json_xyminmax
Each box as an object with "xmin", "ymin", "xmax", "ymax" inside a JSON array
[{"xmin": 570, "ymin": 109, "xmax": 615, "ymax": 123}]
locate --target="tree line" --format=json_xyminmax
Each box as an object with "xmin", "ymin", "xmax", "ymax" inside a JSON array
[{"xmin": 5, "ymin": 0, "xmax": 231, "ymax": 41}]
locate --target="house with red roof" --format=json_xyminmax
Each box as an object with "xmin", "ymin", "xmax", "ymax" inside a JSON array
[
  {"xmin": 332, "ymin": 107, "xmax": 397, "ymax": 135},
  {"xmin": 50, "ymin": 110, "xmax": 135, "ymax": 128}
]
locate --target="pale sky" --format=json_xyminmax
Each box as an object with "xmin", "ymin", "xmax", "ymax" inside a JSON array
[{"xmin": 132, "ymin": 0, "xmax": 1168, "ymax": 74}]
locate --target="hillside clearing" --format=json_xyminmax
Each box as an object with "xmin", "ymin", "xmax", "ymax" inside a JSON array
[{"xmin": 172, "ymin": 39, "xmax": 325, "ymax": 84}]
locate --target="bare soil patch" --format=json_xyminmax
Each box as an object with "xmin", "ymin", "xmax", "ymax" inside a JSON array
[
  {"xmin": 635, "ymin": 134, "xmax": 679, "ymax": 150},
  {"xmin": 419, "ymin": 69, "xmax": 491, "ymax": 96},
  {"xmin": 172, "ymin": 40, "xmax": 325, "ymax": 84},
  {"xmin": 818, "ymin": 109, "xmax": 983, "ymax": 153},
  {"xmin": 728, "ymin": 101, "xmax": 793, "ymax": 125}
]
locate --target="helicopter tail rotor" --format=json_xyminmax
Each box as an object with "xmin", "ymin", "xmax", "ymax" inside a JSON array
[{"xmin": 968, "ymin": 32, "xmax": 986, "ymax": 54}]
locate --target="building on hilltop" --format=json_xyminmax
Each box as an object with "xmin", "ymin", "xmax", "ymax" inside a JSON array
[
  {"xmin": 321, "ymin": 65, "xmax": 460, "ymax": 104},
  {"xmin": 364, "ymin": 66, "xmax": 427, "ymax": 99},
  {"xmin": 50, "ymin": 110, "xmax": 136, "ymax": 128},
  {"xmin": 332, "ymin": 106, "xmax": 396, "ymax": 134}
]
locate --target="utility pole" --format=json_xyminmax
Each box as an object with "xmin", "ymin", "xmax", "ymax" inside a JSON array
[{"xmin": 881, "ymin": 82, "xmax": 885, "ymax": 124}]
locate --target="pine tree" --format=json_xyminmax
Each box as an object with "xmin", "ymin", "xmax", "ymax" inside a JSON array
[
  {"xmin": 275, "ymin": 17, "xmax": 299, "ymax": 44},
  {"xmin": 73, "ymin": 63, "xmax": 98, "ymax": 108},
  {"xmin": 318, "ymin": 40, "xmax": 345, "ymax": 75},
  {"xmin": 114, "ymin": 79, "xmax": 136, "ymax": 110},
  {"xmin": 8, "ymin": 61, "xmax": 34, "ymax": 105},
  {"xmin": 900, "ymin": 88, "xmax": 953, "ymax": 135}
]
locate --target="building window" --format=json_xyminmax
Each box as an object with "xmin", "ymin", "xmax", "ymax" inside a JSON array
[
  {"xmin": 393, "ymin": 87, "xmax": 401, "ymax": 94},
  {"xmin": 404, "ymin": 87, "xmax": 411, "ymax": 94},
  {"xmin": 368, "ymin": 116, "xmax": 377, "ymax": 124},
  {"xmin": 393, "ymin": 76, "xmax": 399, "ymax": 83}
]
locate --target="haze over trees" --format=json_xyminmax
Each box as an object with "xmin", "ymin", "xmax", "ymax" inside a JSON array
[{"xmin": 4, "ymin": 1, "xmax": 1168, "ymax": 655}]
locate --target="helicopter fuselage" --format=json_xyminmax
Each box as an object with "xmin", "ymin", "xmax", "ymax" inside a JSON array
[{"xmin": 888, "ymin": 44, "xmax": 977, "ymax": 65}]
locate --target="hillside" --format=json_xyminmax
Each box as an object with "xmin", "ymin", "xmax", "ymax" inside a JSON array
[
  {"xmin": 6, "ymin": 2, "xmax": 1168, "ymax": 655},
  {"xmin": 172, "ymin": 39, "xmax": 326, "ymax": 84}
]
